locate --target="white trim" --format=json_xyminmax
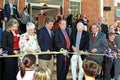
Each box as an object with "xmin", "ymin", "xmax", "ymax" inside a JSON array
[
  {"xmin": 100, "ymin": 0, "xmax": 103, "ymax": 17},
  {"xmin": 80, "ymin": 1, "xmax": 81, "ymax": 14},
  {"xmin": 70, "ymin": 0, "xmax": 82, "ymax": 2},
  {"xmin": 62, "ymin": 0, "xmax": 64, "ymax": 14},
  {"xmin": 18, "ymin": 0, "xmax": 19, "ymax": 11},
  {"xmin": 3, "ymin": 0, "xmax": 5, "ymax": 7},
  {"xmin": 26, "ymin": 3, "xmax": 60, "ymax": 8}
]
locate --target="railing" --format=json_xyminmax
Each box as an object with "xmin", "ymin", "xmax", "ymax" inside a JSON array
[{"xmin": 0, "ymin": 48, "xmax": 118, "ymax": 58}]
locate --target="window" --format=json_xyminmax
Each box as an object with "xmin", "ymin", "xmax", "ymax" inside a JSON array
[
  {"xmin": 70, "ymin": 1, "xmax": 80, "ymax": 19},
  {"xmin": 116, "ymin": 9, "xmax": 120, "ymax": 17}
]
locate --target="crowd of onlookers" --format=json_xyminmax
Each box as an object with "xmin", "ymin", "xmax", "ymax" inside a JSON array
[{"xmin": 1, "ymin": 0, "xmax": 120, "ymax": 80}]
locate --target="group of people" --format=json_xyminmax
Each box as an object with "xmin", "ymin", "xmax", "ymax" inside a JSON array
[{"xmin": 1, "ymin": 16, "xmax": 120, "ymax": 80}]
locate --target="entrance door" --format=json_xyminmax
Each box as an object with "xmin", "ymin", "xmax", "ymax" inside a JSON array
[{"xmin": 26, "ymin": 0, "xmax": 62, "ymax": 18}]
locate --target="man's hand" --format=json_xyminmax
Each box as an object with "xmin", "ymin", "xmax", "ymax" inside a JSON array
[
  {"xmin": 13, "ymin": 50, "xmax": 18, "ymax": 55},
  {"xmin": 91, "ymin": 48, "xmax": 97, "ymax": 53},
  {"xmin": 117, "ymin": 49, "xmax": 120, "ymax": 55},
  {"xmin": 4, "ymin": 17, "xmax": 7, "ymax": 22},
  {"xmin": 72, "ymin": 46, "xmax": 77, "ymax": 52}
]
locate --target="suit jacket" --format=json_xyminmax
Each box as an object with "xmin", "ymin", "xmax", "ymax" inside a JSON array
[
  {"xmin": 101, "ymin": 24, "xmax": 108, "ymax": 38},
  {"xmin": 89, "ymin": 32, "xmax": 108, "ymax": 53},
  {"xmin": 66, "ymin": 14, "xmax": 72, "ymax": 27},
  {"xmin": 37, "ymin": 26, "xmax": 53, "ymax": 60},
  {"xmin": 71, "ymin": 30, "xmax": 89, "ymax": 51},
  {"xmin": 0, "ymin": 9, "xmax": 3, "ymax": 28},
  {"xmin": 0, "ymin": 9, "xmax": 4, "ymax": 21},
  {"xmin": 54, "ymin": 28, "xmax": 70, "ymax": 51},
  {"xmin": 3, "ymin": 3, "xmax": 19, "ymax": 19},
  {"xmin": 1, "ymin": 31, "xmax": 14, "ymax": 54},
  {"xmin": 115, "ymin": 35, "xmax": 120, "ymax": 49}
]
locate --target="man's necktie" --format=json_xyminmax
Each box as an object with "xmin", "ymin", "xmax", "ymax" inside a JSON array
[
  {"xmin": 92, "ymin": 33, "xmax": 96, "ymax": 45},
  {"xmin": 63, "ymin": 30, "xmax": 70, "ymax": 49}
]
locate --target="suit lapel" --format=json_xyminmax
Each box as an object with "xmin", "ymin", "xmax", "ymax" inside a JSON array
[
  {"xmin": 59, "ymin": 28, "xmax": 67, "ymax": 44},
  {"xmin": 74, "ymin": 30, "xmax": 77, "ymax": 45},
  {"xmin": 80, "ymin": 31, "xmax": 84, "ymax": 45},
  {"xmin": 44, "ymin": 27, "xmax": 52, "ymax": 39},
  {"xmin": 8, "ymin": 4, "xmax": 11, "ymax": 14},
  {"xmin": 94, "ymin": 32, "xmax": 100, "ymax": 42}
]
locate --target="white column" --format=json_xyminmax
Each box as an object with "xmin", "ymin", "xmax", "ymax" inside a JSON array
[
  {"xmin": 62, "ymin": 0, "xmax": 64, "ymax": 15},
  {"xmin": 18, "ymin": 0, "xmax": 19, "ymax": 11},
  {"xmin": 80, "ymin": 1, "xmax": 81, "ymax": 14},
  {"xmin": 3, "ymin": 0, "xmax": 5, "ymax": 6},
  {"xmin": 100, "ymin": 0, "xmax": 103, "ymax": 17}
]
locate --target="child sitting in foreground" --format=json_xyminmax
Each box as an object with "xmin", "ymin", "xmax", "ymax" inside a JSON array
[
  {"xmin": 17, "ymin": 54, "xmax": 36, "ymax": 80},
  {"xmin": 82, "ymin": 58, "xmax": 102, "ymax": 80}
]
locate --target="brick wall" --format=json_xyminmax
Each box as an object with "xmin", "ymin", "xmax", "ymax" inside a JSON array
[
  {"xmin": 81, "ymin": 0, "xmax": 114, "ymax": 25},
  {"xmin": 64, "ymin": 0, "xmax": 70, "ymax": 18},
  {"xmin": 0, "ymin": 0, "xmax": 4, "ymax": 9},
  {"xmin": 19, "ymin": 0, "xmax": 26, "ymax": 13},
  {"xmin": 103, "ymin": 0, "xmax": 114, "ymax": 25},
  {"xmin": 81, "ymin": 0, "xmax": 100, "ymax": 26}
]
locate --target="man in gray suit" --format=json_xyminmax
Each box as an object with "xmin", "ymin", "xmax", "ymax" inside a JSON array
[
  {"xmin": 114, "ymin": 35, "xmax": 120, "ymax": 80},
  {"xmin": 89, "ymin": 23, "xmax": 108, "ymax": 80},
  {"xmin": 89, "ymin": 23, "xmax": 108, "ymax": 64}
]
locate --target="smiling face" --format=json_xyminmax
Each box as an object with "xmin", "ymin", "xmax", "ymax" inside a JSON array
[
  {"xmin": 77, "ymin": 26, "xmax": 83, "ymax": 32},
  {"xmin": 109, "ymin": 25, "xmax": 115, "ymax": 33},
  {"xmin": 108, "ymin": 34, "xmax": 116, "ymax": 42},
  {"xmin": 27, "ymin": 28, "xmax": 35, "ymax": 35},
  {"xmin": 45, "ymin": 22, "xmax": 54, "ymax": 30},
  {"xmin": 59, "ymin": 20, "xmax": 66, "ymax": 30},
  {"xmin": 91, "ymin": 25, "xmax": 99, "ymax": 34},
  {"xmin": 10, "ymin": 23, "xmax": 18, "ymax": 31}
]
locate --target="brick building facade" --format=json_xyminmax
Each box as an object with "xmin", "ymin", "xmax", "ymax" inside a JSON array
[
  {"xmin": 0, "ymin": 0, "xmax": 115, "ymax": 25},
  {"xmin": 81, "ymin": 0, "xmax": 114, "ymax": 25}
]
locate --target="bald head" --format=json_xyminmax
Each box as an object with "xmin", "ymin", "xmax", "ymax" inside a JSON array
[{"xmin": 98, "ymin": 17, "xmax": 104, "ymax": 24}]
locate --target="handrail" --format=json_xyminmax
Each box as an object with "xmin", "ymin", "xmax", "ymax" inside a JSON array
[{"xmin": 0, "ymin": 48, "xmax": 118, "ymax": 58}]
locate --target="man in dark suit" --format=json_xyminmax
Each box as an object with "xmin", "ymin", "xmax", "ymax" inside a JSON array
[
  {"xmin": 3, "ymin": 0, "xmax": 20, "ymax": 21},
  {"xmin": 70, "ymin": 22, "xmax": 89, "ymax": 80},
  {"xmin": 0, "ymin": 8, "xmax": 4, "ymax": 28},
  {"xmin": 37, "ymin": 17, "xmax": 55, "ymax": 79},
  {"xmin": 98, "ymin": 17, "xmax": 108, "ymax": 38},
  {"xmin": 54, "ymin": 20, "xmax": 71, "ymax": 80},
  {"xmin": 66, "ymin": 9, "xmax": 72, "ymax": 27}
]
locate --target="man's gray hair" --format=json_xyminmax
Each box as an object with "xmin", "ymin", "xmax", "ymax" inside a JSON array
[
  {"xmin": 45, "ymin": 17, "xmax": 55, "ymax": 24},
  {"xmin": 76, "ymin": 22, "xmax": 84, "ymax": 28}
]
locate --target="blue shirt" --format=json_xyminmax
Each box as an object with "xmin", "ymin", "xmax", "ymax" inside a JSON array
[
  {"xmin": 9, "ymin": 3, "xmax": 13, "ymax": 15},
  {"xmin": 75, "ymin": 32, "xmax": 82, "ymax": 51}
]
